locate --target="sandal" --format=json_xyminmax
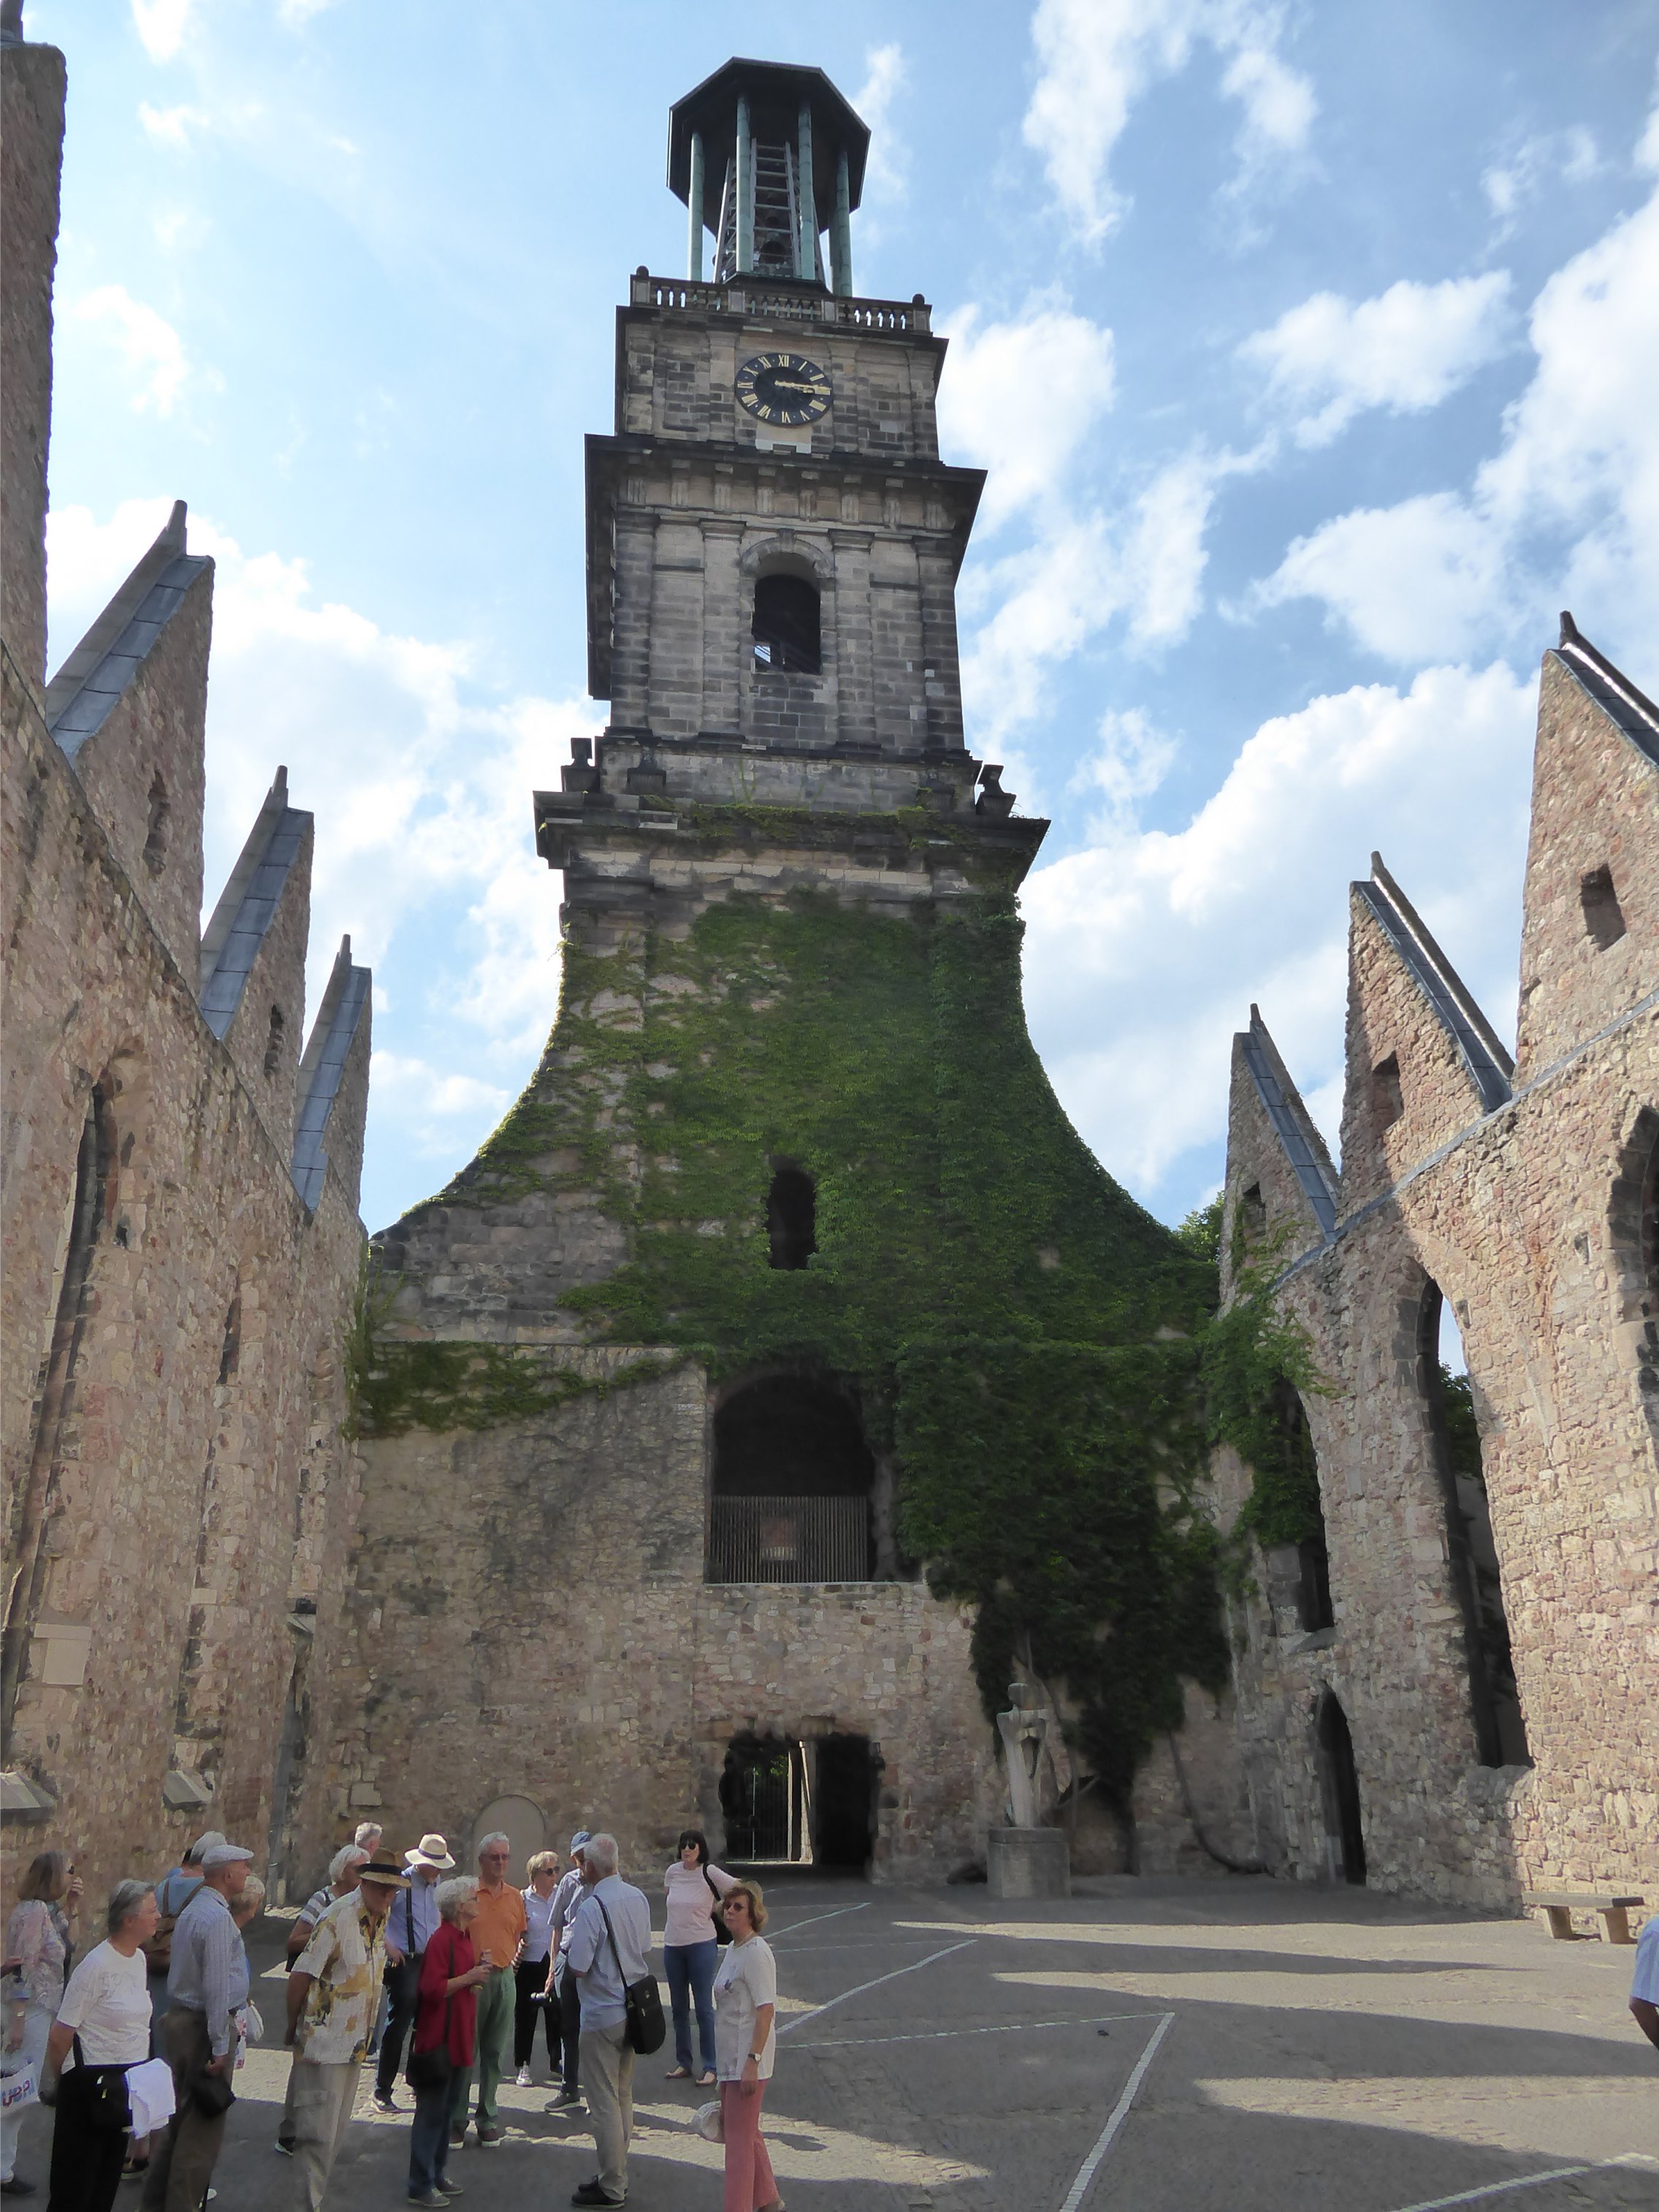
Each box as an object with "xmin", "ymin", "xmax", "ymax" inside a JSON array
[
  {"xmin": 696, "ymin": 2071, "xmax": 717, "ymax": 2087},
  {"xmin": 665, "ymin": 2066, "xmax": 691, "ymax": 2080}
]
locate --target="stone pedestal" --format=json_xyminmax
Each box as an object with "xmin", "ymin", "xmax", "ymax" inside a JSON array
[{"xmin": 985, "ymin": 1826, "xmax": 1071, "ymax": 1900}]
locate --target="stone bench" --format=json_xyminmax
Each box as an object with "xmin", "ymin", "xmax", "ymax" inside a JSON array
[{"xmin": 1523, "ymin": 1891, "xmax": 1644, "ymax": 1945}]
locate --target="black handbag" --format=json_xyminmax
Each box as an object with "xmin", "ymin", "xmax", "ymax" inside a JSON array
[
  {"xmin": 595, "ymin": 1899, "xmax": 665, "ymax": 2056},
  {"xmin": 190, "ymin": 2063, "xmax": 235, "ymax": 2118},
  {"xmin": 69, "ymin": 2037, "xmax": 133, "ymax": 2129},
  {"xmin": 703, "ymin": 1868, "xmax": 733, "ymax": 1948}
]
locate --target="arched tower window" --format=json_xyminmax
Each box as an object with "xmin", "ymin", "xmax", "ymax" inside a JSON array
[
  {"xmin": 1273, "ymin": 1381, "xmax": 1332, "ymax": 1634},
  {"xmin": 263, "ymin": 1005, "xmax": 286, "ymax": 1079},
  {"xmin": 142, "ymin": 771, "xmax": 169, "ymax": 875},
  {"xmin": 752, "ymin": 573, "xmax": 820, "ymax": 674},
  {"xmin": 766, "ymin": 1166, "xmax": 816, "ymax": 1270},
  {"xmin": 1420, "ymin": 1285, "xmax": 1530, "ymax": 1769},
  {"xmin": 707, "ymin": 1373, "xmax": 874, "ymax": 1582}
]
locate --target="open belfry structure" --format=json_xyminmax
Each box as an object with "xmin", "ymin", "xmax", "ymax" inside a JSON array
[
  {"xmin": 1, "ymin": 12, "xmax": 371, "ymax": 1899},
  {"xmin": 1216, "ymin": 622, "xmax": 1658, "ymax": 1905}
]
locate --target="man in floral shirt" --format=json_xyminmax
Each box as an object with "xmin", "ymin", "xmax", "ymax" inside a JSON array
[{"xmin": 283, "ymin": 1855, "xmax": 408, "ymax": 2211}]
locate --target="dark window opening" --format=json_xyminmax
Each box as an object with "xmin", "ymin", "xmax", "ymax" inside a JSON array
[
  {"xmin": 720, "ymin": 1734, "xmax": 810, "ymax": 1862},
  {"xmin": 1315, "ymin": 1691, "xmax": 1366, "ymax": 1885},
  {"xmin": 1422, "ymin": 1285, "xmax": 1530, "ymax": 1768},
  {"xmin": 752, "ymin": 573, "xmax": 820, "ymax": 674},
  {"xmin": 708, "ymin": 1374, "xmax": 875, "ymax": 1582},
  {"xmin": 1581, "ymin": 865, "xmax": 1627, "ymax": 950},
  {"xmin": 1373, "ymin": 1052, "xmax": 1404, "ymax": 1132},
  {"xmin": 813, "ymin": 1734, "xmax": 878, "ymax": 1872},
  {"xmin": 142, "ymin": 771, "xmax": 169, "ymax": 875},
  {"xmin": 264, "ymin": 1004, "xmax": 285, "ymax": 1079},
  {"xmin": 218, "ymin": 1294, "xmax": 242, "ymax": 1384},
  {"xmin": 766, "ymin": 1166, "xmax": 816, "ymax": 1270},
  {"xmin": 1238, "ymin": 1181, "xmax": 1266, "ymax": 1244},
  {"xmin": 1265, "ymin": 1381, "xmax": 1333, "ymax": 1633}
]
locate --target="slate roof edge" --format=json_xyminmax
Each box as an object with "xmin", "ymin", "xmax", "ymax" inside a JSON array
[
  {"xmin": 292, "ymin": 935, "xmax": 371, "ymax": 1210},
  {"xmin": 43, "ymin": 500, "xmax": 210, "ymax": 752},
  {"xmin": 1358, "ymin": 858, "xmax": 1514, "ymax": 1114},
  {"xmin": 1552, "ymin": 611, "xmax": 1659, "ymax": 772},
  {"xmin": 1237, "ymin": 1005, "xmax": 1339, "ymax": 1242}
]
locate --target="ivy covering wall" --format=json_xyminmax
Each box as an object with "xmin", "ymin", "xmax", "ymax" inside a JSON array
[{"xmin": 372, "ymin": 877, "xmax": 1225, "ymax": 1800}]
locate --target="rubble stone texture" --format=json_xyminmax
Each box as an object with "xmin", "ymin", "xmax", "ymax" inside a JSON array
[
  {"xmin": 1216, "ymin": 631, "xmax": 1658, "ymax": 1904},
  {"xmin": 0, "ymin": 19, "xmax": 370, "ymax": 1905}
]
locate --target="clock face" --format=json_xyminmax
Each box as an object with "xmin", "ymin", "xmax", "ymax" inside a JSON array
[{"xmin": 734, "ymin": 351, "xmax": 832, "ymax": 429}]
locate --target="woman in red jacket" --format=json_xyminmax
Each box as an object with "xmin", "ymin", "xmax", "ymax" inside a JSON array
[{"xmin": 407, "ymin": 1880, "xmax": 489, "ymax": 2206}]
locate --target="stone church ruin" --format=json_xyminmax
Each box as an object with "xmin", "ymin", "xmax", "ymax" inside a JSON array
[{"xmin": 2, "ymin": 28, "xmax": 1653, "ymax": 1920}]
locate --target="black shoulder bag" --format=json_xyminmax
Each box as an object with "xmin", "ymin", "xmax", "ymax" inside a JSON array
[
  {"xmin": 595, "ymin": 1898, "xmax": 665, "ymax": 2056},
  {"xmin": 703, "ymin": 1868, "xmax": 733, "ymax": 1947}
]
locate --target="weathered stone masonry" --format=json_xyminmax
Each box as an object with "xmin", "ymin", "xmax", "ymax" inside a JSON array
[
  {"xmin": 1, "ymin": 16, "xmax": 372, "ymax": 1907},
  {"xmin": 1216, "ymin": 624, "xmax": 1658, "ymax": 1907}
]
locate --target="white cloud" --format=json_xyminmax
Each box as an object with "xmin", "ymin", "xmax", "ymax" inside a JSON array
[
  {"xmin": 1023, "ymin": 0, "xmax": 1315, "ymax": 243},
  {"xmin": 131, "ymin": 0, "xmax": 194, "ymax": 61},
  {"xmin": 1252, "ymin": 179, "xmax": 1659, "ymax": 671},
  {"xmin": 1240, "ymin": 272, "xmax": 1513, "ymax": 448},
  {"xmin": 1482, "ymin": 127, "xmax": 1601, "ymax": 228},
  {"xmin": 138, "ymin": 102, "xmax": 207, "ymax": 148},
  {"xmin": 1254, "ymin": 492, "xmax": 1508, "ymax": 662},
  {"xmin": 278, "ymin": 0, "xmax": 339, "ymax": 23},
  {"xmin": 936, "ymin": 304, "xmax": 1115, "ymax": 530},
  {"xmin": 855, "ymin": 44, "xmax": 909, "ymax": 209},
  {"xmin": 69, "ymin": 286, "xmax": 193, "ymax": 416},
  {"xmin": 45, "ymin": 498, "xmax": 589, "ymax": 1221},
  {"xmin": 1023, "ymin": 662, "xmax": 1536, "ymax": 1197}
]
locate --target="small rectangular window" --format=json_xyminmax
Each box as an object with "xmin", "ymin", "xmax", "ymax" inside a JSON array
[
  {"xmin": 1580, "ymin": 865, "xmax": 1627, "ymax": 950},
  {"xmin": 1372, "ymin": 1053, "xmax": 1403, "ymax": 1131}
]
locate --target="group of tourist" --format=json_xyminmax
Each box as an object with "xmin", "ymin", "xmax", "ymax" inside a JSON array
[{"xmin": 1, "ymin": 1820, "xmax": 782, "ymax": 2212}]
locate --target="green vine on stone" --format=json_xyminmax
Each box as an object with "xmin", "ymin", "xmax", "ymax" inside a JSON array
[{"xmin": 1202, "ymin": 1217, "xmax": 1328, "ymax": 1549}]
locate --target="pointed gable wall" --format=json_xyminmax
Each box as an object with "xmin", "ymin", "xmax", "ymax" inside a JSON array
[
  {"xmin": 1514, "ymin": 619, "xmax": 1659, "ymax": 1083},
  {"xmin": 199, "ymin": 769, "xmax": 314, "ymax": 1162},
  {"xmin": 0, "ymin": 21, "xmax": 66, "ymax": 693},
  {"xmin": 44, "ymin": 503, "xmax": 212, "ymax": 982},
  {"xmin": 293, "ymin": 937, "xmax": 372, "ymax": 1213},
  {"xmin": 1221, "ymin": 1006, "xmax": 1336, "ymax": 1298},
  {"xmin": 1339, "ymin": 856, "xmax": 1511, "ymax": 1213}
]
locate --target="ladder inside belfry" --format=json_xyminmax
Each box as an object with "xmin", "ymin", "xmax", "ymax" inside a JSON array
[{"xmin": 752, "ymin": 140, "xmax": 797, "ymax": 274}]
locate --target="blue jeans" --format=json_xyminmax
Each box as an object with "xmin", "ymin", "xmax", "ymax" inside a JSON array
[
  {"xmin": 408, "ymin": 2075, "xmax": 453, "ymax": 2197},
  {"xmin": 664, "ymin": 1938, "xmax": 719, "ymax": 2074}
]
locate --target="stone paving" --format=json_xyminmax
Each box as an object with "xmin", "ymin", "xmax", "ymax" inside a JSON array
[{"xmin": 12, "ymin": 1872, "xmax": 1657, "ymax": 2211}]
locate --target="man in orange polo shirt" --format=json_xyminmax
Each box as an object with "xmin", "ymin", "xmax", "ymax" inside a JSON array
[{"xmin": 451, "ymin": 1834, "xmax": 527, "ymax": 2148}]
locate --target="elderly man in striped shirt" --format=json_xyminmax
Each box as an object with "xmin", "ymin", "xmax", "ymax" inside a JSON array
[{"xmin": 141, "ymin": 1839, "xmax": 254, "ymax": 2212}]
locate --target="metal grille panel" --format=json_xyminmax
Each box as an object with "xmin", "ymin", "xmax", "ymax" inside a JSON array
[{"xmin": 706, "ymin": 1495, "xmax": 872, "ymax": 1584}]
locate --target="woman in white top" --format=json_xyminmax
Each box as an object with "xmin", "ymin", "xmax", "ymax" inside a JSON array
[
  {"xmin": 661, "ymin": 1830, "xmax": 737, "ymax": 2085},
  {"xmin": 44, "ymin": 1881, "xmax": 159, "ymax": 2212},
  {"xmin": 712, "ymin": 1882, "xmax": 781, "ymax": 2212},
  {"xmin": 513, "ymin": 1850, "xmax": 561, "ymax": 2087}
]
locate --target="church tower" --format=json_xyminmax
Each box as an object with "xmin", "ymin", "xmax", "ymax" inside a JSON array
[
  {"xmin": 342, "ymin": 61, "xmax": 1219, "ymax": 1887},
  {"xmin": 544, "ymin": 55, "xmax": 1028, "ymax": 928}
]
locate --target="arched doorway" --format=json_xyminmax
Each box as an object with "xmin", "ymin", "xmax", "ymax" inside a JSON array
[
  {"xmin": 707, "ymin": 1373, "xmax": 874, "ymax": 1582},
  {"xmin": 1315, "ymin": 1691, "xmax": 1366, "ymax": 1885},
  {"xmin": 470, "ymin": 1795, "xmax": 547, "ymax": 1883}
]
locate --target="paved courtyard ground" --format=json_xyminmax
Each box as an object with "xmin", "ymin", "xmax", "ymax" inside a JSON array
[{"xmin": 15, "ymin": 1871, "xmax": 1658, "ymax": 2210}]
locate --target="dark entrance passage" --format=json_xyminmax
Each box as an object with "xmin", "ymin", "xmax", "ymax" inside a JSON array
[
  {"xmin": 720, "ymin": 1733, "xmax": 810, "ymax": 1862},
  {"xmin": 813, "ymin": 1734, "xmax": 877, "ymax": 1870},
  {"xmin": 708, "ymin": 1373, "xmax": 875, "ymax": 1582},
  {"xmin": 1316, "ymin": 1692, "xmax": 1366, "ymax": 1885}
]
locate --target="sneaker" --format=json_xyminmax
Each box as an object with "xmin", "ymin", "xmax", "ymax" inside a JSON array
[
  {"xmin": 552, "ymin": 2088, "xmax": 583, "ymax": 2107},
  {"xmin": 569, "ymin": 2186, "xmax": 625, "ymax": 2209},
  {"xmin": 373, "ymin": 2093, "xmax": 399, "ymax": 2115},
  {"xmin": 408, "ymin": 2192, "xmax": 449, "ymax": 2206},
  {"xmin": 514, "ymin": 2066, "xmax": 532, "ymax": 2089},
  {"xmin": 475, "ymin": 2125, "xmax": 503, "ymax": 2148},
  {"xmin": 1, "ymin": 2183, "xmax": 39, "ymax": 2199},
  {"xmin": 435, "ymin": 2187, "xmax": 462, "ymax": 2200},
  {"xmin": 449, "ymin": 2130, "xmax": 466, "ymax": 2151},
  {"xmin": 273, "ymin": 2142, "xmax": 294, "ymax": 2159}
]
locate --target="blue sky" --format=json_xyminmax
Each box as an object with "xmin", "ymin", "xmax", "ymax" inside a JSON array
[{"xmin": 33, "ymin": 0, "xmax": 1659, "ymax": 1236}]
